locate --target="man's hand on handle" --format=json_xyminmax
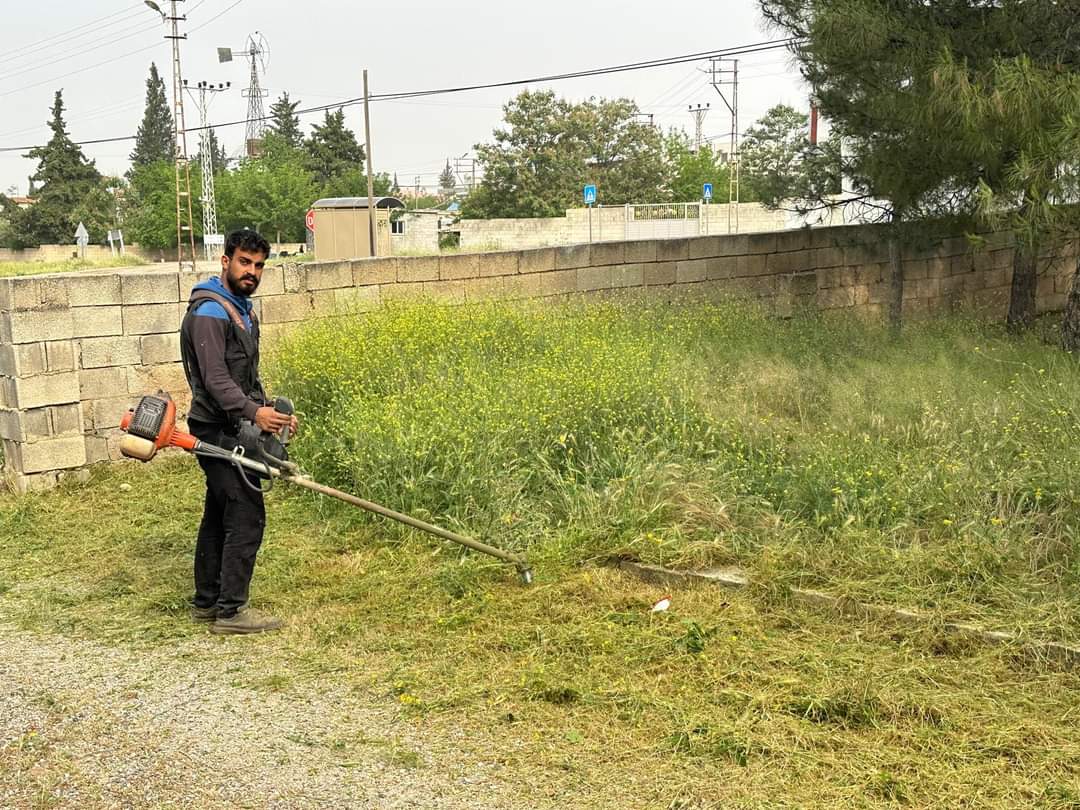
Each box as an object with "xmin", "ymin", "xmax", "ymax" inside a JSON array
[{"xmin": 254, "ymin": 406, "xmax": 299, "ymax": 435}]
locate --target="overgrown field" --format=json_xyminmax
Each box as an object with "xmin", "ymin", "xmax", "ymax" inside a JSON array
[
  {"xmin": 2, "ymin": 300, "xmax": 1080, "ymax": 807},
  {"xmin": 0, "ymin": 255, "xmax": 147, "ymax": 278}
]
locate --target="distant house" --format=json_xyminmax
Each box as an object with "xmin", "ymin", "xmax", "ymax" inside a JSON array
[{"xmin": 7, "ymin": 196, "xmax": 36, "ymax": 209}]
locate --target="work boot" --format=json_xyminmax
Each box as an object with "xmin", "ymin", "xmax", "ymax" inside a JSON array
[
  {"xmin": 190, "ymin": 605, "xmax": 218, "ymax": 622},
  {"xmin": 210, "ymin": 606, "xmax": 283, "ymax": 635}
]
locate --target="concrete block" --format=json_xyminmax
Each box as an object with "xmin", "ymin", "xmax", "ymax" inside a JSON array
[
  {"xmin": 624, "ymin": 240, "xmax": 658, "ymax": 263},
  {"xmin": 141, "ymin": 333, "xmax": 181, "ymax": 365},
  {"xmin": 0, "ymin": 277, "xmax": 44, "ymax": 310},
  {"xmin": 48, "ymin": 403, "xmax": 82, "ymax": 435},
  {"xmin": 3, "ymin": 307, "xmax": 75, "ymax": 343},
  {"xmin": 735, "ymin": 254, "xmax": 768, "ymax": 277},
  {"xmin": 66, "ymin": 275, "xmax": 122, "ymax": 307},
  {"xmin": 519, "ymin": 248, "xmax": 556, "ymax": 274},
  {"xmin": 951, "ymin": 255, "xmax": 974, "ymax": 275},
  {"xmin": 612, "ymin": 264, "xmax": 644, "ymax": 288},
  {"xmin": 439, "ymin": 254, "xmax": 480, "ymax": 281},
  {"xmin": 71, "ymin": 305, "xmax": 123, "ymax": 338},
  {"xmin": 79, "ymin": 336, "xmax": 142, "ymax": 368},
  {"xmin": 555, "ymin": 244, "xmax": 591, "ymax": 269},
  {"xmin": 260, "ymin": 293, "xmax": 313, "ymax": 324},
  {"xmin": 305, "ymin": 261, "xmax": 353, "ymax": 290},
  {"xmin": 656, "ymin": 239, "xmax": 690, "ymax": 262},
  {"xmin": 352, "ymin": 258, "xmax": 397, "ymax": 286},
  {"xmin": 902, "ymin": 260, "xmax": 929, "ymax": 282},
  {"xmin": 397, "ymin": 256, "xmax": 440, "ymax": 283},
  {"xmin": 706, "ymin": 256, "xmax": 737, "ymax": 281},
  {"xmin": 252, "ymin": 265, "xmax": 285, "ymax": 297},
  {"xmin": 464, "ymin": 276, "xmax": 506, "ymax": 302},
  {"xmin": 380, "ymin": 282, "xmax": 425, "ymax": 302},
  {"xmin": 774, "ymin": 230, "xmax": 811, "ymax": 253},
  {"xmin": 311, "ymin": 286, "xmax": 381, "ymax": 314},
  {"xmin": 126, "ymin": 363, "xmax": 188, "ymax": 398},
  {"xmin": 717, "ymin": 234, "xmax": 749, "ymax": 257},
  {"xmin": 422, "ymin": 280, "xmax": 466, "ymax": 303},
  {"xmin": 14, "ymin": 372, "xmax": 80, "ymax": 409},
  {"xmin": 22, "ymin": 407, "xmax": 49, "ymax": 439},
  {"xmin": 178, "ymin": 271, "xmax": 216, "ymax": 301},
  {"xmin": 785, "ymin": 271, "xmax": 818, "ymax": 297},
  {"xmin": 514, "ymin": 274, "xmax": 546, "ymax": 299},
  {"xmin": 688, "ymin": 236, "xmax": 723, "ymax": 260},
  {"xmin": 590, "ymin": 242, "xmax": 625, "ymax": 267},
  {"xmin": 19, "ymin": 434, "xmax": 87, "ymax": 474},
  {"xmin": 478, "ymin": 252, "xmax": 519, "ymax": 278},
  {"xmin": 767, "ymin": 251, "xmax": 810, "ymax": 274},
  {"xmin": 577, "ymin": 265, "xmax": 614, "ymax": 291},
  {"xmin": 542, "ymin": 269, "xmax": 577, "ymax": 296},
  {"xmin": 79, "ymin": 367, "xmax": 129, "ymax": 400},
  {"xmin": 644, "ymin": 262, "xmax": 677, "ymax": 286},
  {"xmin": 45, "ymin": 341, "xmax": 75, "ymax": 372},
  {"xmin": 817, "ymin": 287, "xmax": 855, "ymax": 309},
  {"xmin": 85, "ymin": 434, "xmax": 110, "ymax": 465},
  {"xmin": 0, "ymin": 379, "xmax": 12, "ymax": 410},
  {"xmin": 121, "ymin": 272, "xmax": 179, "ymax": 304},
  {"xmin": 746, "ymin": 233, "xmax": 778, "ymax": 254},
  {"xmin": 283, "ymin": 263, "xmax": 305, "ymax": 292},
  {"xmin": 0, "ymin": 342, "xmax": 47, "ymax": 378},
  {"xmin": 124, "ymin": 303, "xmax": 180, "ymax": 335},
  {"xmin": 813, "ymin": 247, "xmax": 844, "ymax": 268},
  {"xmin": 854, "ymin": 265, "xmax": 883, "ymax": 286},
  {"xmin": 676, "ymin": 259, "xmax": 709, "ymax": 284},
  {"xmin": 0, "ymin": 409, "xmax": 24, "ymax": 441},
  {"xmin": 90, "ymin": 395, "xmax": 137, "ymax": 430}
]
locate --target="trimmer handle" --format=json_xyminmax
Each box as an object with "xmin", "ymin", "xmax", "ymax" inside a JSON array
[{"xmin": 274, "ymin": 397, "xmax": 294, "ymax": 445}]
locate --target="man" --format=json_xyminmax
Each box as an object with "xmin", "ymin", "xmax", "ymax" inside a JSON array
[{"xmin": 179, "ymin": 228, "xmax": 298, "ymax": 635}]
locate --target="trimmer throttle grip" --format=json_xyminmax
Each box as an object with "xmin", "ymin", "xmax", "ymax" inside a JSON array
[{"xmin": 273, "ymin": 397, "xmax": 294, "ymax": 445}]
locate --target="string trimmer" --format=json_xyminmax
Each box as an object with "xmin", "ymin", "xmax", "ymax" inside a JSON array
[{"xmin": 119, "ymin": 392, "xmax": 533, "ymax": 584}]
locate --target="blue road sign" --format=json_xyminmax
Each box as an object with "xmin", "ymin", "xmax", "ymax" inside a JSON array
[
  {"xmin": 703, "ymin": 182, "xmax": 714, "ymax": 201},
  {"xmin": 583, "ymin": 184, "xmax": 597, "ymax": 205}
]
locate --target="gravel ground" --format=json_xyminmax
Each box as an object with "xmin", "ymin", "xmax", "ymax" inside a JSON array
[{"xmin": 0, "ymin": 625, "xmax": 541, "ymax": 809}]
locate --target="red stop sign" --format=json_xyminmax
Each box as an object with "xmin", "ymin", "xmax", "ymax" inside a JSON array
[{"xmin": 305, "ymin": 209, "xmax": 315, "ymax": 232}]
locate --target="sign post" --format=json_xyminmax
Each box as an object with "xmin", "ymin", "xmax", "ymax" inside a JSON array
[
  {"xmin": 107, "ymin": 229, "xmax": 125, "ymax": 257},
  {"xmin": 583, "ymin": 184, "xmax": 597, "ymax": 243},
  {"xmin": 702, "ymin": 183, "xmax": 713, "ymax": 235},
  {"xmin": 74, "ymin": 222, "xmax": 89, "ymax": 261}
]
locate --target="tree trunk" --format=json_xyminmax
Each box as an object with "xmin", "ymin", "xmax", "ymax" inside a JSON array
[
  {"xmin": 1060, "ymin": 254, "xmax": 1080, "ymax": 351},
  {"xmin": 1006, "ymin": 241, "xmax": 1037, "ymax": 332},
  {"xmin": 887, "ymin": 234, "xmax": 904, "ymax": 333}
]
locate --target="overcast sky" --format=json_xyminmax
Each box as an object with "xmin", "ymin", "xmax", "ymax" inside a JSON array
[{"xmin": 0, "ymin": 0, "xmax": 807, "ymax": 195}]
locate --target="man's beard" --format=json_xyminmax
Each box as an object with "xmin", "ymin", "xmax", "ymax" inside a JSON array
[{"xmin": 225, "ymin": 269, "xmax": 259, "ymax": 296}]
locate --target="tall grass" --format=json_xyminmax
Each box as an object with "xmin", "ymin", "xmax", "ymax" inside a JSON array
[
  {"xmin": 0, "ymin": 255, "xmax": 148, "ymax": 277},
  {"xmin": 268, "ymin": 301, "xmax": 1080, "ymax": 632}
]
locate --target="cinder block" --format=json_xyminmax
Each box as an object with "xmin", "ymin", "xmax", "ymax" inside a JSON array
[
  {"xmin": 774, "ymin": 230, "xmax": 811, "ymax": 253},
  {"xmin": 85, "ymin": 434, "xmax": 110, "ymax": 465},
  {"xmin": 0, "ymin": 409, "xmax": 24, "ymax": 441},
  {"xmin": 353, "ymin": 258, "xmax": 397, "ymax": 286},
  {"xmin": 311, "ymin": 286, "xmax": 381, "ymax": 314},
  {"xmin": 178, "ymin": 271, "xmax": 216, "ymax": 301},
  {"xmin": 624, "ymin": 240, "xmax": 657, "ymax": 263},
  {"xmin": 397, "ymin": 256, "xmax": 440, "ymax": 283},
  {"xmin": 251, "ymin": 265, "xmax": 285, "ymax": 297},
  {"xmin": 951, "ymin": 255, "xmax": 974, "ymax": 275},
  {"xmin": 79, "ymin": 336, "xmax": 142, "ymax": 368},
  {"xmin": 706, "ymin": 256, "xmax": 737, "ymax": 280},
  {"xmin": 45, "ymin": 341, "xmax": 75, "ymax": 372},
  {"xmin": 518, "ymin": 247, "xmax": 556, "ymax": 274},
  {"xmin": 644, "ymin": 262, "xmax": 677, "ymax": 286},
  {"xmin": 48, "ymin": 403, "xmax": 82, "ymax": 435},
  {"xmin": 542, "ymin": 269, "xmax": 577, "ymax": 296},
  {"xmin": 66, "ymin": 275, "xmax": 122, "ymax": 307},
  {"xmin": 478, "ymin": 252, "xmax": 519, "ymax": 278},
  {"xmin": 14, "ymin": 372, "xmax": 80, "ymax": 409},
  {"xmin": 464, "ymin": 276, "xmax": 506, "ymax": 302},
  {"xmin": 813, "ymin": 247, "xmax": 844, "ymax": 268},
  {"xmin": 688, "ymin": 236, "xmax": 723, "ymax": 260},
  {"xmin": 736, "ymin": 255, "xmax": 767, "ymax": 277},
  {"xmin": 0, "ymin": 342, "xmax": 47, "ymax": 378},
  {"xmin": 0, "ymin": 277, "xmax": 43, "ymax": 310},
  {"xmin": 121, "ymin": 272, "xmax": 180, "ymax": 304},
  {"xmin": 612, "ymin": 264, "xmax": 644, "ymax": 288},
  {"xmin": 22, "ymin": 407, "xmax": 49, "ymax": 439},
  {"xmin": 18, "ymin": 434, "xmax": 86, "ymax": 474},
  {"xmin": 817, "ymin": 287, "xmax": 855, "ymax": 309},
  {"xmin": 260, "ymin": 293, "xmax": 313, "ymax": 324},
  {"xmin": 422, "ymin": 280, "xmax": 466, "ymax": 303},
  {"xmin": 555, "ymin": 244, "xmax": 591, "ymax": 269},
  {"xmin": 439, "ymin": 254, "xmax": 480, "ymax": 280},
  {"xmin": 124, "ymin": 303, "xmax": 179, "ymax": 335},
  {"xmin": 79, "ymin": 367, "xmax": 128, "ymax": 400},
  {"xmin": 380, "ymin": 282, "xmax": 425, "ymax": 302},
  {"xmin": 590, "ymin": 242, "xmax": 625, "ymax": 267},
  {"xmin": 126, "ymin": 363, "xmax": 190, "ymax": 398},
  {"xmin": 71, "ymin": 305, "xmax": 123, "ymax": 338},
  {"xmin": 3, "ymin": 308, "xmax": 75, "ymax": 343},
  {"xmin": 746, "ymin": 233, "xmax": 778, "ymax": 254},
  {"xmin": 656, "ymin": 239, "xmax": 690, "ymax": 262},
  {"xmin": 577, "ymin": 265, "xmax": 614, "ymax": 291},
  {"xmin": 717, "ymin": 234, "xmax": 749, "ymax": 257},
  {"xmin": 305, "ymin": 261, "xmax": 353, "ymax": 290},
  {"xmin": 766, "ymin": 251, "xmax": 810, "ymax": 274},
  {"xmin": 676, "ymin": 259, "xmax": 708, "ymax": 284},
  {"xmin": 90, "ymin": 395, "xmax": 137, "ymax": 430},
  {"xmin": 141, "ymin": 333, "xmax": 181, "ymax": 365},
  {"xmin": 282, "ymin": 263, "xmax": 305, "ymax": 293}
]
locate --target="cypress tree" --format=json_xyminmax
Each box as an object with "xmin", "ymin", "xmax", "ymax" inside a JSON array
[
  {"xmin": 130, "ymin": 63, "xmax": 174, "ymax": 170},
  {"xmin": 268, "ymin": 92, "xmax": 303, "ymax": 148}
]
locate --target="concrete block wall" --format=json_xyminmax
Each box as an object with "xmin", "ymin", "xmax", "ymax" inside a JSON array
[{"xmin": 1, "ymin": 224, "xmax": 1075, "ymax": 491}]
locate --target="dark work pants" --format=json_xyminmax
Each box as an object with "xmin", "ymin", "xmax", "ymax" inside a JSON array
[{"xmin": 189, "ymin": 420, "xmax": 266, "ymax": 618}]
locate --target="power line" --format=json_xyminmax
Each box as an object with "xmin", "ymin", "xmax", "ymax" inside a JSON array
[
  {"xmin": 0, "ymin": 20, "xmax": 163, "ymax": 83},
  {"xmin": 0, "ymin": 3, "xmax": 143, "ymax": 65},
  {"xmin": 0, "ymin": 38, "xmax": 798, "ymax": 153}
]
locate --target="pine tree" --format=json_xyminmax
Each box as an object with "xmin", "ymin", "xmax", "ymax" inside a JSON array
[
  {"xmin": 439, "ymin": 160, "xmax": 456, "ymax": 195},
  {"xmin": 130, "ymin": 63, "xmax": 174, "ymax": 170},
  {"xmin": 391, "ymin": 172, "xmax": 401, "ymax": 194},
  {"xmin": 303, "ymin": 108, "xmax": 365, "ymax": 188},
  {"xmin": 267, "ymin": 92, "xmax": 303, "ymax": 147},
  {"xmin": 6, "ymin": 90, "xmax": 104, "ymax": 247}
]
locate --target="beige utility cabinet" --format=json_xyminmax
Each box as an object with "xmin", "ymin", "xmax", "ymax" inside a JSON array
[{"xmin": 311, "ymin": 197, "xmax": 404, "ymax": 260}]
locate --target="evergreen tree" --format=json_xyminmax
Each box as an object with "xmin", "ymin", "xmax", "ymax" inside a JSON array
[
  {"xmin": 391, "ymin": 172, "xmax": 401, "ymax": 194},
  {"xmin": 130, "ymin": 63, "xmax": 174, "ymax": 170},
  {"xmin": 439, "ymin": 160, "xmax": 456, "ymax": 195},
  {"xmin": 303, "ymin": 108, "xmax": 365, "ymax": 188},
  {"xmin": 267, "ymin": 92, "xmax": 303, "ymax": 147},
  {"xmin": 5, "ymin": 90, "xmax": 103, "ymax": 247}
]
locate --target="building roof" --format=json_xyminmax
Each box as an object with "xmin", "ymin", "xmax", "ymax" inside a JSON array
[{"xmin": 311, "ymin": 196, "xmax": 405, "ymax": 210}]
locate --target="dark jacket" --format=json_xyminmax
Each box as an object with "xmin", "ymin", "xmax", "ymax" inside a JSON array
[{"xmin": 179, "ymin": 275, "xmax": 267, "ymax": 428}]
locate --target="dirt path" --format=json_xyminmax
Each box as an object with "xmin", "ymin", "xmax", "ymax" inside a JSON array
[{"xmin": 0, "ymin": 625, "xmax": 534, "ymax": 809}]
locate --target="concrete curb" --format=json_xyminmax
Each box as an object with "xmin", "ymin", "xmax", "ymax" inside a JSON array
[{"xmin": 608, "ymin": 559, "xmax": 1080, "ymax": 671}]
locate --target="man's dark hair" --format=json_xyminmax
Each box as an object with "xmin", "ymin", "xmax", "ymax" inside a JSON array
[{"xmin": 224, "ymin": 228, "xmax": 271, "ymax": 259}]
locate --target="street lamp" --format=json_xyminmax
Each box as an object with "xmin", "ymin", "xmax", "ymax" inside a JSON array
[{"xmin": 144, "ymin": 1, "xmax": 166, "ymax": 21}]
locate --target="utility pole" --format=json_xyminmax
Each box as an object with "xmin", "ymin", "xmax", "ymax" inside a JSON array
[
  {"xmin": 454, "ymin": 154, "xmax": 478, "ymax": 193},
  {"xmin": 708, "ymin": 58, "xmax": 739, "ymax": 233},
  {"xmin": 148, "ymin": 0, "xmax": 197, "ymax": 270},
  {"xmin": 414, "ymin": 175, "xmax": 421, "ymax": 210},
  {"xmin": 185, "ymin": 80, "xmax": 230, "ymax": 260},
  {"xmin": 218, "ymin": 33, "xmax": 268, "ymax": 158},
  {"xmin": 363, "ymin": 69, "xmax": 377, "ymax": 257},
  {"xmin": 689, "ymin": 103, "xmax": 710, "ymax": 153}
]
